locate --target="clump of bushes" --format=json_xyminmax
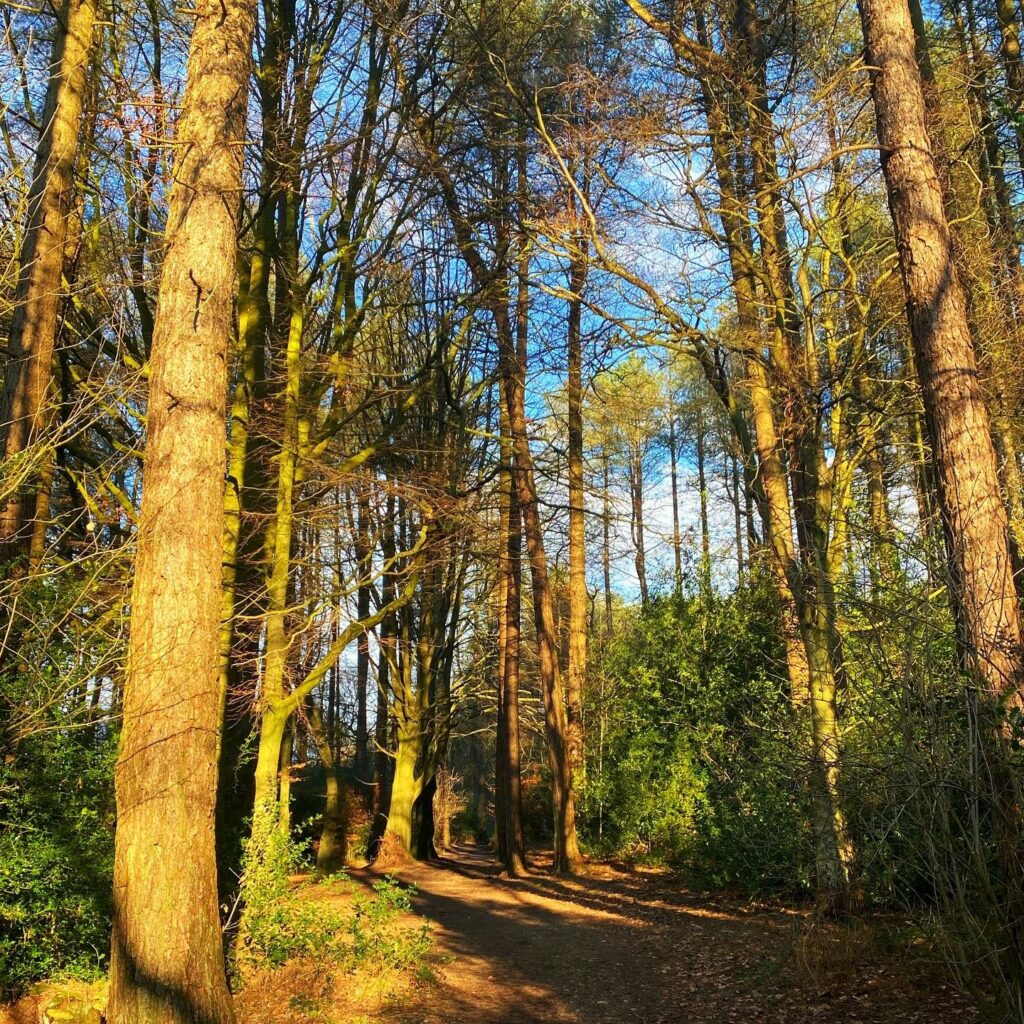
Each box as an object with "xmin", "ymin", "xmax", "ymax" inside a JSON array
[
  {"xmin": 0, "ymin": 731, "xmax": 116, "ymax": 994},
  {"xmin": 584, "ymin": 578, "xmax": 808, "ymax": 892}
]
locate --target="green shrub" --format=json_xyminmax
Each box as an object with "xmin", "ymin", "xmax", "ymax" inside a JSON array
[
  {"xmin": 584, "ymin": 578, "xmax": 809, "ymax": 891},
  {"xmin": 0, "ymin": 732, "xmax": 116, "ymax": 993},
  {"xmin": 235, "ymin": 813, "xmax": 430, "ymax": 983},
  {"xmin": 350, "ymin": 876, "xmax": 430, "ymax": 971}
]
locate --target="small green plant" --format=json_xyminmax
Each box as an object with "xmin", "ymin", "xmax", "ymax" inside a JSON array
[
  {"xmin": 349, "ymin": 876, "xmax": 430, "ymax": 971},
  {"xmin": 234, "ymin": 820, "xmax": 431, "ymax": 987}
]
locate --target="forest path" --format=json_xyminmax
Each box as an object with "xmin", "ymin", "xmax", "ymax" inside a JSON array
[{"xmin": 357, "ymin": 844, "xmax": 977, "ymax": 1024}]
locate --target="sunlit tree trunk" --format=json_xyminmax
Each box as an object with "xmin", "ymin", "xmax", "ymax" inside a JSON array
[
  {"xmin": 496, "ymin": 400, "xmax": 526, "ymax": 874},
  {"xmin": 355, "ymin": 491, "xmax": 372, "ymax": 796},
  {"xmin": 502, "ymin": 267, "xmax": 583, "ymax": 874},
  {"xmin": 859, "ymin": 0, "xmax": 1024, "ymax": 934},
  {"xmin": 859, "ymin": 0, "xmax": 1024, "ymax": 708},
  {"xmin": 107, "ymin": 1, "xmax": 255, "ymax": 1021},
  {"xmin": 494, "ymin": 430, "xmax": 509, "ymax": 866},
  {"xmin": 1, "ymin": 0, "xmax": 96, "ymax": 559},
  {"xmin": 566, "ymin": 223, "xmax": 588, "ymax": 784},
  {"xmin": 369, "ymin": 499, "xmax": 398, "ymax": 857},
  {"xmin": 385, "ymin": 599, "xmax": 421, "ymax": 853},
  {"xmin": 307, "ymin": 700, "xmax": 347, "ymax": 876}
]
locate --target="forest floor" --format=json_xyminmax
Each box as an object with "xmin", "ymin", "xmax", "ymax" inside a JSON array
[
  {"xmin": 3, "ymin": 845, "xmax": 982, "ymax": 1024},
  {"xmin": 360, "ymin": 843, "xmax": 979, "ymax": 1024}
]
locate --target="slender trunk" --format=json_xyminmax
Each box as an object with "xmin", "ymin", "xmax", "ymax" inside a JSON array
[
  {"xmin": 696, "ymin": 408, "xmax": 712, "ymax": 600},
  {"xmin": 494, "ymin": 428, "xmax": 510, "ymax": 866},
  {"xmin": 603, "ymin": 454, "xmax": 613, "ymax": 634},
  {"xmin": 502, "ymin": 250, "xmax": 582, "ymax": 875},
  {"xmin": 1, "ymin": 0, "xmax": 96, "ymax": 558},
  {"xmin": 369, "ymin": 501, "xmax": 397, "ymax": 858},
  {"xmin": 731, "ymin": 449, "xmax": 745, "ymax": 585},
  {"xmin": 630, "ymin": 455, "xmax": 649, "ymax": 606},
  {"xmin": 566, "ymin": 227, "xmax": 588, "ymax": 782},
  {"xmin": 669, "ymin": 407, "xmax": 683, "ymax": 593},
  {"xmin": 355, "ymin": 492, "xmax": 372, "ymax": 797},
  {"xmin": 864, "ymin": 416, "xmax": 896, "ymax": 589},
  {"xmin": 278, "ymin": 718, "xmax": 293, "ymax": 833},
  {"xmin": 497, "ymin": 401, "xmax": 526, "ymax": 874},
  {"xmin": 108, "ymin": 2, "xmax": 254, "ymax": 1021},
  {"xmin": 251, "ymin": 183, "xmax": 305, "ymax": 833}
]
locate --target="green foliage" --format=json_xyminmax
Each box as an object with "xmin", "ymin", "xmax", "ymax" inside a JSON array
[
  {"xmin": 350, "ymin": 876, "xmax": 431, "ymax": 971},
  {"xmin": 0, "ymin": 731, "xmax": 116, "ymax": 994},
  {"xmin": 235, "ymin": 815, "xmax": 430, "ymax": 982},
  {"xmin": 584, "ymin": 577, "xmax": 810, "ymax": 891}
]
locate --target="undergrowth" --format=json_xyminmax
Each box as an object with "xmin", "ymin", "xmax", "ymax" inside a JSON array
[{"xmin": 234, "ymin": 811, "xmax": 432, "ymax": 1004}]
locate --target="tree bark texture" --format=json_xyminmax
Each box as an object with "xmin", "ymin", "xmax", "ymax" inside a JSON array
[
  {"xmin": 859, "ymin": 0, "xmax": 1024, "ymax": 708},
  {"xmin": 108, "ymin": 3, "xmax": 255, "ymax": 1022}
]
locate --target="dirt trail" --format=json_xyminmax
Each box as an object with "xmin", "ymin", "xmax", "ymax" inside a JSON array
[{"xmin": 355, "ymin": 844, "xmax": 978, "ymax": 1024}]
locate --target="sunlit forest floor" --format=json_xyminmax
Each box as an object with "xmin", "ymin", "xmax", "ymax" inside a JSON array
[
  {"xmin": 1, "ymin": 844, "xmax": 981, "ymax": 1024},
  {"xmin": 356, "ymin": 846, "xmax": 978, "ymax": 1024}
]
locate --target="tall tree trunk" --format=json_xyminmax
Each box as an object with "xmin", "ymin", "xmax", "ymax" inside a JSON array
[
  {"xmin": 369, "ymin": 500, "xmax": 397, "ymax": 859},
  {"xmin": 497, "ymin": 403, "xmax": 526, "ymax": 874},
  {"xmin": 603, "ymin": 453, "xmax": 613, "ymax": 634},
  {"xmin": 494, "ymin": 434, "xmax": 509, "ymax": 867},
  {"xmin": 355, "ymin": 491, "xmax": 372, "ymax": 798},
  {"xmin": 566, "ymin": 229, "xmax": 587, "ymax": 782},
  {"xmin": 859, "ymin": 0, "xmax": 1024, "ymax": 940},
  {"xmin": 502, "ymin": 262, "xmax": 583, "ymax": 875},
  {"xmin": 107, "ymin": 1, "xmax": 254, "ymax": 1021},
  {"xmin": 859, "ymin": 0, "xmax": 1024, "ymax": 707},
  {"xmin": 1, "ymin": 0, "xmax": 96, "ymax": 558}
]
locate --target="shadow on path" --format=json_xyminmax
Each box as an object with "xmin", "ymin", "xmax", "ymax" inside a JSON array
[{"xmin": 349, "ymin": 844, "xmax": 976, "ymax": 1024}]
